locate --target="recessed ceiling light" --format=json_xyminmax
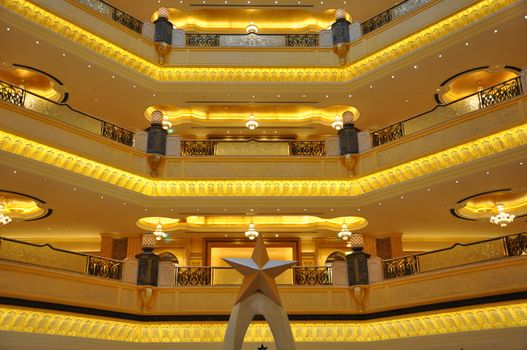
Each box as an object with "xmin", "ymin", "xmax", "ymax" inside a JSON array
[
  {"xmin": 273, "ymin": 131, "xmax": 277, "ymax": 134},
  {"xmin": 520, "ymin": 161, "xmax": 524, "ymax": 165},
  {"xmin": 455, "ymin": 180, "xmax": 460, "ymax": 184},
  {"xmin": 438, "ymin": 54, "xmax": 442, "ymax": 58},
  {"xmin": 170, "ymin": 208, "xmax": 174, "ymax": 211},
  {"xmin": 144, "ymin": 208, "xmax": 148, "ymax": 211},
  {"xmin": 276, "ymin": 94, "xmax": 280, "ymax": 97},
  {"xmin": 325, "ymin": 94, "xmax": 329, "ymax": 98},
  {"xmin": 493, "ymin": 29, "xmax": 498, "ymax": 33},
  {"xmin": 274, "ymin": 0, "xmax": 278, "ymax": 3},
  {"xmin": 227, "ymin": 130, "xmax": 230, "ymax": 134},
  {"xmin": 87, "ymin": 64, "xmax": 92, "ymax": 68},
  {"xmin": 111, "ymin": 75, "xmax": 115, "ymax": 79},
  {"xmin": 465, "ymin": 42, "xmax": 469, "ymax": 46},
  {"xmin": 330, "ymin": 208, "xmax": 334, "ymax": 211},
  {"xmin": 304, "ymin": 208, "xmax": 307, "ymax": 211},
  {"xmin": 427, "ymin": 188, "xmax": 431, "ymax": 192},
  {"xmin": 391, "ymin": 75, "xmax": 395, "ymax": 79},
  {"xmin": 525, "ymin": 15, "xmax": 527, "ymax": 19},
  {"xmin": 123, "ymin": 202, "xmax": 127, "ymax": 205},
  {"xmin": 275, "ymin": 234, "xmax": 279, "ymax": 237},
  {"xmin": 405, "ymin": 99, "xmax": 409, "ymax": 103},
  {"xmin": 250, "ymin": 208, "xmax": 254, "ymax": 212},
  {"xmin": 197, "ymin": 208, "xmax": 200, "ymax": 211},
  {"xmin": 12, "ymin": 170, "xmax": 16, "ymax": 174},
  {"xmin": 35, "ymin": 40, "xmax": 39, "ymax": 44},
  {"xmin": 62, "ymin": 53, "xmax": 66, "ymax": 57},
  {"xmin": 369, "ymin": 85, "xmax": 373, "ymax": 89},
  {"xmin": 252, "ymin": 94, "xmax": 255, "ymax": 98},
  {"xmin": 378, "ymin": 202, "xmax": 382, "ymax": 206},
  {"xmin": 413, "ymin": 65, "xmax": 418, "ymax": 69},
  {"xmin": 100, "ymin": 195, "xmax": 104, "ymax": 199},
  {"xmin": 348, "ymin": 94, "xmax": 352, "ymax": 98},
  {"xmin": 400, "ymin": 196, "xmax": 404, "ymax": 199},
  {"xmin": 152, "ymin": 94, "xmax": 156, "ymax": 97},
  {"xmin": 357, "ymin": 208, "xmax": 361, "ymax": 211},
  {"xmin": 6, "ymin": 27, "xmax": 10, "ymax": 31},
  {"xmin": 225, "ymin": 234, "xmax": 229, "ymax": 237},
  {"xmin": 277, "ymin": 208, "xmax": 280, "ymax": 211},
  {"xmin": 485, "ymin": 171, "xmax": 490, "ymax": 175},
  {"xmin": 133, "ymin": 85, "xmax": 136, "ymax": 88},
  {"xmin": 73, "ymin": 187, "xmax": 77, "ymax": 191},
  {"xmin": 320, "ymin": 1, "xmax": 324, "ymax": 3},
  {"xmin": 224, "ymin": 208, "xmax": 227, "ymax": 211}
]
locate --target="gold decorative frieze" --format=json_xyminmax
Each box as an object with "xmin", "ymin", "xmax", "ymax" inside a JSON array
[
  {"xmin": 0, "ymin": 0, "xmax": 520, "ymax": 82},
  {"xmin": 0, "ymin": 124, "xmax": 526, "ymax": 196},
  {"xmin": 0, "ymin": 303, "xmax": 526, "ymax": 342}
]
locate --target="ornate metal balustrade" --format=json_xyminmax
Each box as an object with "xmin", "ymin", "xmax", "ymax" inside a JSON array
[
  {"xmin": 77, "ymin": 0, "xmax": 143, "ymax": 33},
  {"xmin": 479, "ymin": 77, "xmax": 522, "ymax": 109},
  {"xmin": 361, "ymin": 0, "xmax": 431, "ymax": 35},
  {"xmin": 383, "ymin": 233, "xmax": 527, "ymax": 280},
  {"xmin": 285, "ymin": 34, "xmax": 319, "ymax": 47},
  {"xmin": 180, "ymin": 140, "xmax": 215, "ymax": 156},
  {"xmin": 186, "ymin": 34, "xmax": 318, "ymax": 48},
  {"xmin": 0, "ymin": 80, "xmax": 135, "ymax": 147},
  {"xmin": 175, "ymin": 267, "xmax": 212, "ymax": 286},
  {"xmin": 186, "ymin": 34, "xmax": 220, "ymax": 47},
  {"xmin": 293, "ymin": 266, "xmax": 332, "ymax": 285},
  {"xmin": 175, "ymin": 266, "xmax": 332, "ymax": 286},
  {"xmin": 0, "ymin": 81, "xmax": 26, "ymax": 107},
  {"xmin": 87, "ymin": 256, "xmax": 122, "ymax": 280},
  {"xmin": 371, "ymin": 123, "xmax": 404, "ymax": 147},
  {"xmin": 382, "ymin": 255, "xmax": 418, "ymax": 279},
  {"xmin": 101, "ymin": 122, "xmax": 134, "ymax": 146},
  {"xmin": 290, "ymin": 141, "xmax": 326, "ymax": 156},
  {"xmin": 372, "ymin": 77, "xmax": 524, "ymax": 147}
]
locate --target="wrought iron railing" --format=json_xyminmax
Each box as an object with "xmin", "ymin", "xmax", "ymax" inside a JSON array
[
  {"xmin": 180, "ymin": 140, "xmax": 326, "ymax": 157},
  {"xmin": 185, "ymin": 34, "xmax": 319, "ymax": 48},
  {"xmin": 382, "ymin": 232, "xmax": 527, "ymax": 280},
  {"xmin": 372, "ymin": 77, "xmax": 523, "ymax": 147},
  {"xmin": 361, "ymin": 0, "xmax": 432, "ymax": 35},
  {"xmin": 293, "ymin": 266, "xmax": 332, "ymax": 285},
  {"xmin": 76, "ymin": 0, "xmax": 143, "ymax": 33},
  {"xmin": 175, "ymin": 266, "xmax": 332, "ymax": 286},
  {"xmin": 0, "ymin": 237, "xmax": 123, "ymax": 280},
  {"xmin": 0, "ymin": 80, "xmax": 134, "ymax": 146}
]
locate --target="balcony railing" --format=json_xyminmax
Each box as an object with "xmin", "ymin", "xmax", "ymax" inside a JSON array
[
  {"xmin": 0, "ymin": 237, "xmax": 123, "ymax": 280},
  {"xmin": 175, "ymin": 265, "xmax": 332, "ymax": 286},
  {"xmin": 76, "ymin": 0, "xmax": 143, "ymax": 33},
  {"xmin": 0, "ymin": 80, "xmax": 134, "ymax": 146},
  {"xmin": 186, "ymin": 34, "xmax": 319, "ymax": 48},
  {"xmin": 180, "ymin": 140, "xmax": 326, "ymax": 157},
  {"xmin": 382, "ymin": 232, "xmax": 527, "ymax": 280},
  {"xmin": 361, "ymin": 0, "xmax": 432, "ymax": 35},
  {"xmin": 372, "ymin": 77, "xmax": 523, "ymax": 147}
]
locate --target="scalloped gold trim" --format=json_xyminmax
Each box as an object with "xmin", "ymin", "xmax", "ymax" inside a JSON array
[
  {"xmin": 0, "ymin": 303, "xmax": 526, "ymax": 342},
  {"xmin": 0, "ymin": 0, "xmax": 519, "ymax": 83},
  {"xmin": 0, "ymin": 124, "xmax": 525, "ymax": 197}
]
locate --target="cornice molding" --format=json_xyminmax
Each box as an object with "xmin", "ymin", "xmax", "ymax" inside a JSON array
[
  {"xmin": 0, "ymin": 124, "xmax": 526, "ymax": 197},
  {"xmin": 0, "ymin": 302, "xmax": 526, "ymax": 342},
  {"xmin": 0, "ymin": 0, "xmax": 520, "ymax": 83}
]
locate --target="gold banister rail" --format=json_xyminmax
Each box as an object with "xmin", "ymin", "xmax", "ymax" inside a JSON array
[
  {"xmin": 382, "ymin": 232, "xmax": 527, "ymax": 280},
  {"xmin": 0, "ymin": 237, "xmax": 123, "ymax": 280}
]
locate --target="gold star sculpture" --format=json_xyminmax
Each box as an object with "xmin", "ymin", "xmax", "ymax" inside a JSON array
[{"xmin": 223, "ymin": 235, "xmax": 296, "ymax": 306}]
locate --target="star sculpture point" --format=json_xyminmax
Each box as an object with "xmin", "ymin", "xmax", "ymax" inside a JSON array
[{"xmin": 223, "ymin": 235, "xmax": 296, "ymax": 306}]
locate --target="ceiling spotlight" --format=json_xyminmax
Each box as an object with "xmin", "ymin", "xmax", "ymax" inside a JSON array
[
  {"xmin": 153, "ymin": 221, "xmax": 168, "ymax": 240},
  {"xmin": 332, "ymin": 115, "xmax": 343, "ymax": 130},
  {"xmin": 245, "ymin": 220, "xmax": 259, "ymax": 240},
  {"xmin": 337, "ymin": 222, "xmax": 351, "ymax": 240},
  {"xmin": 490, "ymin": 204, "xmax": 515, "ymax": 227},
  {"xmin": 246, "ymin": 22, "xmax": 259, "ymax": 34},
  {"xmin": 245, "ymin": 113, "xmax": 259, "ymax": 130},
  {"xmin": 0, "ymin": 204, "xmax": 12, "ymax": 225}
]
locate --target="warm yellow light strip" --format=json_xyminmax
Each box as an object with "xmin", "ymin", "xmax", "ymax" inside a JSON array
[
  {"xmin": 0, "ymin": 0, "xmax": 519, "ymax": 83},
  {"xmin": 0, "ymin": 124, "xmax": 526, "ymax": 197},
  {"xmin": 0, "ymin": 303, "xmax": 526, "ymax": 342}
]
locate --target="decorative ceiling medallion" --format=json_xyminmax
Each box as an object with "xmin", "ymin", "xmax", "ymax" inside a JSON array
[
  {"xmin": 0, "ymin": 190, "xmax": 50, "ymax": 222},
  {"xmin": 451, "ymin": 188, "xmax": 527, "ymax": 224}
]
